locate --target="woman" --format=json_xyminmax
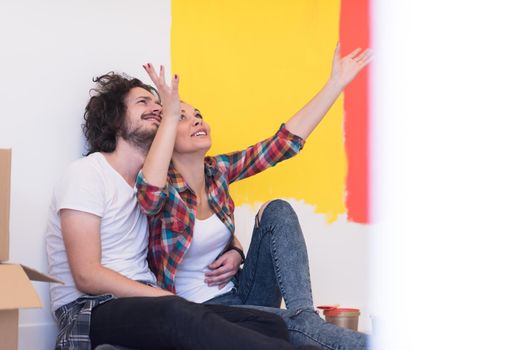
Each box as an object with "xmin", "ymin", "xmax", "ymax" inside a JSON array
[{"xmin": 137, "ymin": 43, "xmax": 372, "ymax": 350}]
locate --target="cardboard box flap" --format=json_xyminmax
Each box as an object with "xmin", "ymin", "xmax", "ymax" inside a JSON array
[
  {"xmin": 0, "ymin": 148, "xmax": 11, "ymax": 262},
  {"xmin": 20, "ymin": 264, "xmax": 63, "ymax": 284},
  {"xmin": 0, "ymin": 264, "xmax": 41, "ymax": 310}
]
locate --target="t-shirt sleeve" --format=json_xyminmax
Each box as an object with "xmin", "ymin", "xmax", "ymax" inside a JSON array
[{"xmin": 53, "ymin": 159, "xmax": 106, "ymax": 218}]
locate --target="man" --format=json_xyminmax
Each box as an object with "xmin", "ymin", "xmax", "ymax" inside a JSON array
[{"xmin": 45, "ymin": 72, "xmax": 320, "ymax": 350}]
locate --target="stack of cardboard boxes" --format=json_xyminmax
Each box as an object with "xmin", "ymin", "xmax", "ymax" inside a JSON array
[{"xmin": 0, "ymin": 149, "xmax": 61, "ymax": 350}]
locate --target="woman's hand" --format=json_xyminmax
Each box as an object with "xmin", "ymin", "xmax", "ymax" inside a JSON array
[
  {"xmin": 143, "ymin": 63, "xmax": 181, "ymax": 119},
  {"xmin": 284, "ymin": 43, "xmax": 372, "ymax": 139},
  {"xmin": 205, "ymin": 250, "xmax": 243, "ymax": 289},
  {"xmin": 330, "ymin": 43, "xmax": 373, "ymax": 90}
]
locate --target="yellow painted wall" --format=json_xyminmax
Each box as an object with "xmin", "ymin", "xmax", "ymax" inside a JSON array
[{"xmin": 171, "ymin": 0, "xmax": 345, "ymax": 221}]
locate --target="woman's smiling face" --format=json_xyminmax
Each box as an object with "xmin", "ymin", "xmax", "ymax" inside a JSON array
[{"xmin": 173, "ymin": 102, "xmax": 212, "ymax": 155}]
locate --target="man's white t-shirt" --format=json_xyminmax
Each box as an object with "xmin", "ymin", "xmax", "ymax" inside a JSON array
[{"xmin": 46, "ymin": 152, "xmax": 156, "ymax": 312}]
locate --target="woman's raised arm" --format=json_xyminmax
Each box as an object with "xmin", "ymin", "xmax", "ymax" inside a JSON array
[
  {"xmin": 285, "ymin": 43, "xmax": 372, "ymax": 140},
  {"xmin": 141, "ymin": 64, "xmax": 181, "ymax": 187}
]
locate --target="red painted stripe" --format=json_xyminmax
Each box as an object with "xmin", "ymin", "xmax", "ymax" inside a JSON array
[{"xmin": 340, "ymin": 0, "xmax": 371, "ymax": 223}]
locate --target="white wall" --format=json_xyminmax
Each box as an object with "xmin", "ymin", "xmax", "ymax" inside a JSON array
[
  {"xmin": 370, "ymin": 0, "xmax": 524, "ymax": 349},
  {"xmin": 0, "ymin": 1, "xmax": 171, "ymax": 348}
]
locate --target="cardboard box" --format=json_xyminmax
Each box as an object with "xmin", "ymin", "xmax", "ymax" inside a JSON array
[
  {"xmin": 0, "ymin": 149, "xmax": 62, "ymax": 350},
  {"xmin": 0, "ymin": 148, "xmax": 10, "ymax": 261}
]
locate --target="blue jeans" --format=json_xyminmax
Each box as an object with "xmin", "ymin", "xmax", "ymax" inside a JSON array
[{"xmin": 205, "ymin": 200, "xmax": 368, "ymax": 350}]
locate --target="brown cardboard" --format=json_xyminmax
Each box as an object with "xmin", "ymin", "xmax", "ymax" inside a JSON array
[
  {"xmin": 0, "ymin": 148, "xmax": 10, "ymax": 262},
  {"xmin": 21, "ymin": 264, "xmax": 63, "ymax": 284},
  {"xmin": 0, "ymin": 264, "xmax": 43, "ymax": 310},
  {"xmin": 0, "ymin": 149, "xmax": 62, "ymax": 350},
  {"xmin": 0, "ymin": 265, "xmax": 61, "ymax": 350},
  {"xmin": 0, "ymin": 310, "xmax": 18, "ymax": 350}
]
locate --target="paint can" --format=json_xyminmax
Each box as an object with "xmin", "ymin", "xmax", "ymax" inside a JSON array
[{"xmin": 318, "ymin": 306, "xmax": 360, "ymax": 331}]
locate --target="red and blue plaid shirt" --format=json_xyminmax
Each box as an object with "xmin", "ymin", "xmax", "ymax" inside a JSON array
[{"xmin": 136, "ymin": 124, "xmax": 305, "ymax": 292}]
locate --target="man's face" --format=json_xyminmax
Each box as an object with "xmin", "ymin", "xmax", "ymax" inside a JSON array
[{"xmin": 120, "ymin": 87, "xmax": 162, "ymax": 150}]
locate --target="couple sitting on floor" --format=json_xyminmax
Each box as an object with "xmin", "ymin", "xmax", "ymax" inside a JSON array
[{"xmin": 45, "ymin": 44, "xmax": 371, "ymax": 349}]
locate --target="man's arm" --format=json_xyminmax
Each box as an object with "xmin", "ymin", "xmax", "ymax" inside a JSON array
[
  {"xmin": 230, "ymin": 235, "xmax": 244, "ymax": 252},
  {"xmin": 61, "ymin": 209, "xmax": 171, "ymax": 297},
  {"xmin": 205, "ymin": 235, "xmax": 244, "ymax": 289}
]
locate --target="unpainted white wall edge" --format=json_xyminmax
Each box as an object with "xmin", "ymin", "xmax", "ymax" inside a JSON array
[{"xmin": 19, "ymin": 322, "xmax": 57, "ymax": 350}]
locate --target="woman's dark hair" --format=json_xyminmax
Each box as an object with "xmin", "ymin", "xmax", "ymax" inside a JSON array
[{"xmin": 82, "ymin": 72, "xmax": 158, "ymax": 155}]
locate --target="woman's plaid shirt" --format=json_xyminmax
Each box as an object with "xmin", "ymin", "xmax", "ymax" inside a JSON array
[{"xmin": 136, "ymin": 124, "xmax": 304, "ymax": 292}]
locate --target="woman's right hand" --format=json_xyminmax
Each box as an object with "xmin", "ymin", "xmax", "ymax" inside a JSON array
[{"xmin": 143, "ymin": 63, "xmax": 181, "ymax": 120}]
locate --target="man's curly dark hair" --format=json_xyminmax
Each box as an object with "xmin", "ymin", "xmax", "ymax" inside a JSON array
[{"xmin": 82, "ymin": 72, "xmax": 158, "ymax": 155}]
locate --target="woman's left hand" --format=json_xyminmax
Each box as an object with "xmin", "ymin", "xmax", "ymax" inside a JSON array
[
  {"xmin": 205, "ymin": 250, "xmax": 243, "ymax": 289},
  {"xmin": 330, "ymin": 43, "xmax": 373, "ymax": 89}
]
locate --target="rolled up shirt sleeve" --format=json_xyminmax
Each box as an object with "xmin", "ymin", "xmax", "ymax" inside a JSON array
[
  {"xmin": 135, "ymin": 170, "xmax": 169, "ymax": 215},
  {"xmin": 215, "ymin": 123, "xmax": 306, "ymax": 184}
]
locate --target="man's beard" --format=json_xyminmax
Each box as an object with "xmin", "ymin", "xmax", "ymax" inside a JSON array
[{"xmin": 120, "ymin": 123, "xmax": 156, "ymax": 154}]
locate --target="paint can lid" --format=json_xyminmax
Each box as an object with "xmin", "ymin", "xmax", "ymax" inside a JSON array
[{"xmin": 317, "ymin": 305, "xmax": 338, "ymax": 311}]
